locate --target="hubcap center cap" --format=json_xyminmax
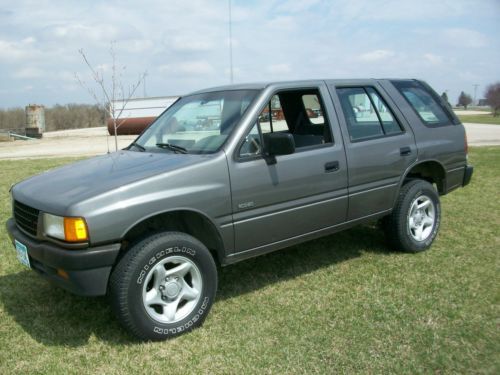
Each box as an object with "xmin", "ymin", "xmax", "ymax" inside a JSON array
[
  {"xmin": 414, "ymin": 211, "xmax": 424, "ymax": 225},
  {"xmin": 164, "ymin": 281, "xmax": 181, "ymax": 298}
]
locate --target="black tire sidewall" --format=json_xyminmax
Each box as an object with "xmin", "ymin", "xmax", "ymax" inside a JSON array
[{"xmin": 118, "ymin": 232, "xmax": 217, "ymax": 340}]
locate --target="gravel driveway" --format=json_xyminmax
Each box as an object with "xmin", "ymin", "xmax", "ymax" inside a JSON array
[{"xmin": 463, "ymin": 123, "xmax": 500, "ymax": 146}]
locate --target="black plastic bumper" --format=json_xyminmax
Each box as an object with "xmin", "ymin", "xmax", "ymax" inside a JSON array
[
  {"xmin": 6, "ymin": 218, "xmax": 121, "ymax": 296},
  {"xmin": 463, "ymin": 165, "xmax": 474, "ymax": 187}
]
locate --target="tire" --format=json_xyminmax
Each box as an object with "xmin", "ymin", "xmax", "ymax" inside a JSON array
[
  {"xmin": 384, "ymin": 179, "xmax": 441, "ymax": 253},
  {"xmin": 108, "ymin": 231, "xmax": 217, "ymax": 341}
]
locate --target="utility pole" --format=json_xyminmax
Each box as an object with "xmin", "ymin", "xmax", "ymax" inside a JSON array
[
  {"xmin": 473, "ymin": 84, "xmax": 479, "ymax": 106},
  {"xmin": 228, "ymin": 0, "xmax": 234, "ymax": 84},
  {"xmin": 143, "ymin": 72, "xmax": 148, "ymax": 97}
]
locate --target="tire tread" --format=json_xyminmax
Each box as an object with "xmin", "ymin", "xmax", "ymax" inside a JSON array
[
  {"xmin": 108, "ymin": 231, "xmax": 216, "ymax": 341},
  {"xmin": 384, "ymin": 179, "xmax": 440, "ymax": 253}
]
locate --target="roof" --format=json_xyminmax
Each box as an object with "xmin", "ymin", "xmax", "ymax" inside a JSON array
[
  {"xmin": 188, "ymin": 82, "xmax": 268, "ymax": 94},
  {"xmin": 187, "ymin": 79, "xmax": 419, "ymax": 95}
]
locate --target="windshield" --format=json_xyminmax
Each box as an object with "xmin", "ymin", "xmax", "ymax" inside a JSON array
[{"xmin": 134, "ymin": 89, "xmax": 259, "ymax": 154}]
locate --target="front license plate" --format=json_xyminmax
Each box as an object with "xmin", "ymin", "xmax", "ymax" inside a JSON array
[{"xmin": 15, "ymin": 240, "xmax": 31, "ymax": 268}]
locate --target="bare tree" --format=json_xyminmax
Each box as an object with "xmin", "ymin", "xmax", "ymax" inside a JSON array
[
  {"xmin": 75, "ymin": 42, "xmax": 147, "ymax": 151},
  {"xmin": 484, "ymin": 82, "xmax": 500, "ymax": 117},
  {"xmin": 457, "ymin": 91, "xmax": 472, "ymax": 110}
]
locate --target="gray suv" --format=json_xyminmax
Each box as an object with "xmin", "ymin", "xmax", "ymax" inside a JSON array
[{"xmin": 6, "ymin": 79, "xmax": 473, "ymax": 340}]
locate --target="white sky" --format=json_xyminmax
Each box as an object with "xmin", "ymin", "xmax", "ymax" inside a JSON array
[{"xmin": 0, "ymin": 0, "xmax": 499, "ymax": 108}]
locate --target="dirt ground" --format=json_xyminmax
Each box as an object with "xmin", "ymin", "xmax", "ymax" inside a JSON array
[
  {"xmin": 0, "ymin": 124, "xmax": 499, "ymax": 160},
  {"xmin": 0, "ymin": 127, "xmax": 135, "ymax": 160}
]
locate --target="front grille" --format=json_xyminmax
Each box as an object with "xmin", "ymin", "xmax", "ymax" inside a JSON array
[{"xmin": 14, "ymin": 200, "xmax": 39, "ymax": 236}]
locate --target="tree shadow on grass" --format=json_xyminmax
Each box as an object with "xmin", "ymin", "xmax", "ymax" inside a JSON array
[{"xmin": 0, "ymin": 224, "xmax": 389, "ymax": 346}]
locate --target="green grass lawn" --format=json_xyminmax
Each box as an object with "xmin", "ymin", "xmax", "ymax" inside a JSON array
[
  {"xmin": 458, "ymin": 114, "xmax": 500, "ymax": 125},
  {"xmin": 0, "ymin": 149, "xmax": 499, "ymax": 374}
]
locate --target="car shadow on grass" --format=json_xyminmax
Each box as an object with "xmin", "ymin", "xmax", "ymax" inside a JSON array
[
  {"xmin": 217, "ymin": 224, "xmax": 390, "ymax": 301},
  {"xmin": 0, "ymin": 224, "xmax": 389, "ymax": 346},
  {"xmin": 0, "ymin": 271, "xmax": 132, "ymax": 346}
]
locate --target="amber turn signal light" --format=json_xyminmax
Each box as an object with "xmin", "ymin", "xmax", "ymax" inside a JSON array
[
  {"xmin": 57, "ymin": 268, "xmax": 69, "ymax": 279},
  {"xmin": 63, "ymin": 217, "xmax": 88, "ymax": 242}
]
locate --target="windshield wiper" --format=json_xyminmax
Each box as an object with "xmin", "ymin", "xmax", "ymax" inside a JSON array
[
  {"xmin": 156, "ymin": 143, "xmax": 188, "ymax": 154},
  {"xmin": 128, "ymin": 142, "xmax": 146, "ymax": 152}
]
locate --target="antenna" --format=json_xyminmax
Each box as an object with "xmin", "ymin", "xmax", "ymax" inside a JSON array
[{"xmin": 228, "ymin": 0, "xmax": 234, "ymax": 84}]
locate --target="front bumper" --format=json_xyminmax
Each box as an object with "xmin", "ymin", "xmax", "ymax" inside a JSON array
[{"xmin": 6, "ymin": 218, "xmax": 121, "ymax": 296}]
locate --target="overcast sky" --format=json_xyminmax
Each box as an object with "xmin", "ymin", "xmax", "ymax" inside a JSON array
[{"xmin": 0, "ymin": 0, "xmax": 499, "ymax": 109}]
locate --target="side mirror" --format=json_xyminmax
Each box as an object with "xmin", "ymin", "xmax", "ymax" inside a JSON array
[{"xmin": 263, "ymin": 133, "xmax": 295, "ymax": 164}]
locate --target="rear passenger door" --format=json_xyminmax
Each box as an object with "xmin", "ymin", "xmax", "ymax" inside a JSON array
[
  {"xmin": 228, "ymin": 83, "xmax": 348, "ymax": 253},
  {"xmin": 329, "ymin": 82, "xmax": 417, "ymax": 220}
]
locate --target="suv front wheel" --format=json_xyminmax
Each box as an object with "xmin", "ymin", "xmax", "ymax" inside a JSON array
[
  {"xmin": 384, "ymin": 179, "xmax": 441, "ymax": 253},
  {"xmin": 109, "ymin": 231, "xmax": 217, "ymax": 341}
]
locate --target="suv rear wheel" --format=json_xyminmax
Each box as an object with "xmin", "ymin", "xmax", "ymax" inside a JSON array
[
  {"xmin": 109, "ymin": 231, "xmax": 217, "ymax": 341},
  {"xmin": 384, "ymin": 179, "xmax": 441, "ymax": 253}
]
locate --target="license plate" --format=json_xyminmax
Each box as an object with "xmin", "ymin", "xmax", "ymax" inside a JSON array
[{"xmin": 15, "ymin": 240, "xmax": 31, "ymax": 268}]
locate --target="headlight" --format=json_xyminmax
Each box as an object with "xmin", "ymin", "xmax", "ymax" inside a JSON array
[{"xmin": 43, "ymin": 213, "xmax": 89, "ymax": 242}]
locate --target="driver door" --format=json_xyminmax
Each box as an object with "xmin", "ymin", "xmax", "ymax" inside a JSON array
[{"xmin": 227, "ymin": 85, "xmax": 348, "ymax": 253}]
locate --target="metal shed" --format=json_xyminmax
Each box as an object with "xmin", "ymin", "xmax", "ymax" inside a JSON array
[{"xmin": 108, "ymin": 96, "xmax": 178, "ymax": 135}]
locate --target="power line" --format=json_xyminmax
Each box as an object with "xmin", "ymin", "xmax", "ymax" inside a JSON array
[{"xmin": 473, "ymin": 84, "xmax": 479, "ymax": 105}]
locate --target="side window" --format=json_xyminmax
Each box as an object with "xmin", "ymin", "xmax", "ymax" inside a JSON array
[
  {"xmin": 392, "ymin": 81, "xmax": 452, "ymax": 126},
  {"xmin": 302, "ymin": 94, "xmax": 324, "ymax": 125},
  {"xmin": 239, "ymin": 123, "xmax": 263, "ymax": 158},
  {"xmin": 336, "ymin": 87, "xmax": 402, "ymax": 141},
  {"xmin": 258, "ymin": 95, "xmax": 288, "ymax": 133},
  {"xmin": 238, "ymin": 89, "xmax": 333, "ymax": 158},
  {"xmin": 366, "ymin": 87, "xmax": 402, "ymax": 135}
]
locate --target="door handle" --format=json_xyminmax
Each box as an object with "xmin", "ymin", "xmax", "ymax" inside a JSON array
[
  {"xmin": 400, "ymin": 147, "xmax": 412, "ymax": 156},
  {"xmin": 325, "ymin": 161, "xmax": 339, "ymax": 172}
]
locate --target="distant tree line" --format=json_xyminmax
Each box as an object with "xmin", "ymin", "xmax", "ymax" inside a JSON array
[
  {"xmin": 0, "ymin": 104, "xmax": 106, "ymax": 133},
  {"xmin": 451, "ymin": 81, "xmax": 500, "ymax": 115},
  {"xmin": 0, "ymin": 107, "xmax": 24, "ymax": 132}
]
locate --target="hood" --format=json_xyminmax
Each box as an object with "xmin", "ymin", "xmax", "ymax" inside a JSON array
[{"xmin": 12, "ymin": 150, "xmax": 209, "ymax": 214}]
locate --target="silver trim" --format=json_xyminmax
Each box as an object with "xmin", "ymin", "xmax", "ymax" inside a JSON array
[
  {"xmin": 230, "ymin": 209, "xmax": 391, "ymax": 258},
  {"xmin": 446, "ymin": 166, "xmax": 465, "ymax": 173},
  {"xmin": 349, "ymin": 183, "xmax": 398, "ymax": 197},
  {"xmin": 233, "ymin": 195, "xmax": 345, "ymax": 225}
]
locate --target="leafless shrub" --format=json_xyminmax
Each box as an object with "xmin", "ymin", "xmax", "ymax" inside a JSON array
[
  {"xmin": 75, "ymin": 42, "xmax": 146, "ymax": 150},
  {"xmin": 484, "ymin": 82, "xmax": 500, "ymax": 116}
]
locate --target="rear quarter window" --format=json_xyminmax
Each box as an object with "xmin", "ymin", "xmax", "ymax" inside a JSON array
[{"xmin": 392, "ymin": 80, "xmax": 453, "ymax": 127}]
